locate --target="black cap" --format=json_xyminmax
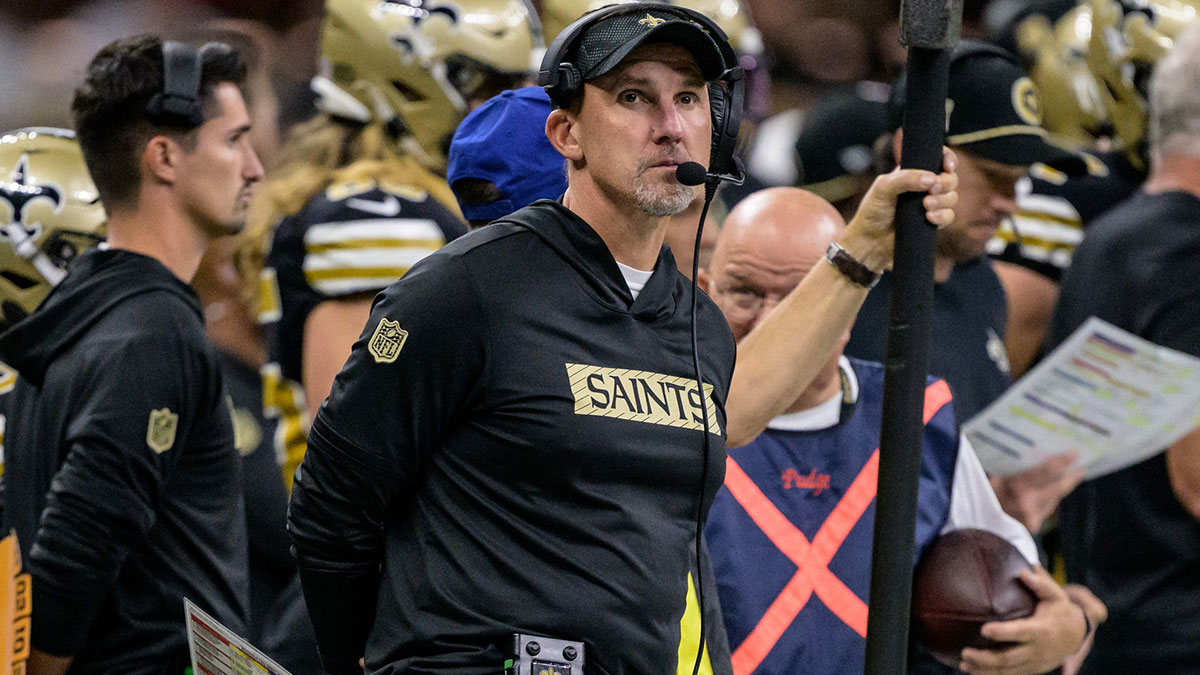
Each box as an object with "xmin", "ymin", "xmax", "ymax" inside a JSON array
[
  {"xmin": 572, "ymin": 8, "xmax": 728, "ymax": 83},
  {"xmin": 889, "ymin": 40, "xmax": 1087, "ymax": 174},
  {"xmin": 796, "ymin": 82, "xmax": 891, "ymax": 202}
]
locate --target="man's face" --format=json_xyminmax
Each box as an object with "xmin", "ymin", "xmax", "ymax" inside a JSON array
[
  {"xmin": 573, "ymin": 43, "xmax": 712, "ymax": 218},
  {"xmin": 936, "ymin": 149, "xmax": 1024, "ymax": 263},
  {"xmin": 703, "ymin": 189, "xmax": 850, "ymax": 407},
  {"xmin": 707, "ymin": 219, "xmax": 827, "ymax": 343},
  {"xmin": 174, "ymin": 82, "xmax": 264, "ymax": 237}
]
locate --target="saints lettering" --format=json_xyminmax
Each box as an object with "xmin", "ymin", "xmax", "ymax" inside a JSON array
[{"xmin": 565, "ymin": 363, "xmax": 722, "ymax": 435}]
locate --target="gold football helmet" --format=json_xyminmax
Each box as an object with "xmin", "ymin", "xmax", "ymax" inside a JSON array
[
  {"xmin": 541, "ymin": 0, "xmax": 628, "ymax": 45},
  {"xmin": 542, "ymin": 0, "xmax": 761, "ymax": 54},
  {"xmin": 1085, "ymin": 0, "xmax": 1200, "ymax": 168},
  {"xmin": 1016, "ymin": 6, "xmax": 1111, "ymax": 147},
  {"xmin": 0, "ymin": 128, "xmax": 105, "ymax": 328},
  {"xmin": 322, "ymin": 0, "xmax": 544, "ymax": 172}
]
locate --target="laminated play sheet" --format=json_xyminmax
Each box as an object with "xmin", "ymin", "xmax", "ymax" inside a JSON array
[
  {"xmin": 965, "ymin": 316, "xmax": 1200, "ymax": 479},
  {"xmin": 186, "ymin": 598, "xmax": 291, "ymax": 675}
]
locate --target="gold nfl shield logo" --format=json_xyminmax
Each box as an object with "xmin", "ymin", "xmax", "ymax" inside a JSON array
[
  {"xmin": 146, "ymin": 408, "xmax": 178, "ymax": 454},
  {"xmin": 369, "ymin": 317, "xmax": 408, "ymax": 363}
]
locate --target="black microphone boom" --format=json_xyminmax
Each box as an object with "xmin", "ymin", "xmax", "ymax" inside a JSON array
[
  {"xmin": 864, "ymin": 1, "xmax": 962, "ymax": 675},
  {"xmin": 675, "ymin": 161, "xmax": 709, "ymax": 187}
]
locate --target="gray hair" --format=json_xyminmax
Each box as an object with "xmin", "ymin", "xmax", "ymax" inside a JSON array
[{"xmin": 1149, "ymin": 23, "xmax": 1200, "ymax": 159}]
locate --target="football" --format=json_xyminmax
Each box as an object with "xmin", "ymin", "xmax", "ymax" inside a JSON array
[{"xmin": 911, "ymin": 528, "xmax": 1038, "ymax": 666}]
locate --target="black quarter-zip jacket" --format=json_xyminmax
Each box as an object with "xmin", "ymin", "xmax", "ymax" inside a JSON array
[
  {"xmin": 289, "ymin": 200, "xmax": 736, "ymax": 674},
  {"xmin": 0, "ymin": 249, "xmax": 248, "ymax": 673}
]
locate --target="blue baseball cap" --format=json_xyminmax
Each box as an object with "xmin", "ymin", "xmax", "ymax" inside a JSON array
[{"xmin": 447, "ymin": 86, "xmax": 568, "ymax": 222}]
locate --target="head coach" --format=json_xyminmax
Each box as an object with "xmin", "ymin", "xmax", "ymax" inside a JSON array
[{"xmin": 287, "ymin": 4, "xmax": 957, "ymax": 674}]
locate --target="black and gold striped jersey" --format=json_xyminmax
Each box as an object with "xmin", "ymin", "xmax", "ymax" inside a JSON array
[
  {"xmin": 987, "ymin": 150, "xmax": 1143, "ymax": 281},
  {"xmin": 261, "ymin": 179, "xmax": 467, "ymax": 489}
]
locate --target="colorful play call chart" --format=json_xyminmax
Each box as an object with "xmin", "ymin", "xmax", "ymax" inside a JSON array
[
  {"xmin": 965, "ymin": 317, "xmax": 1200, "ymax": 479},
  {"xmin": 186, "ymin": 598, "xmax": 292, "ymax": 675}
]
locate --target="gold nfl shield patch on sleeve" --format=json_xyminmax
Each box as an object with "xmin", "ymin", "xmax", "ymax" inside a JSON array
[
  {"xmin": 368, "ymin": 318, "xmax": 408, "ymax": 363},
  {"xmin": 146, "ymin": 408, "xmax": 179, "ymax": 454}
]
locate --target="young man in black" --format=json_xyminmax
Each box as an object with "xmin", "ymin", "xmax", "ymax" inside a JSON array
[
  {"xmin": 287, "ymin": 4, "xmax": 957, "ymax": 673},
  {"xmin": 0, "ymin": 36, "xmax": 263, "ymax": 674}
]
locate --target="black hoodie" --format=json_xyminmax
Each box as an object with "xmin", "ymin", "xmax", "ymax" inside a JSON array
[
  {"xmin": 0, "ymin": 249, "xmax": 248, "ymax": 673},
  {"xmin": 289, "ymin": 200, "xmax": 737, "ymax": 674}
]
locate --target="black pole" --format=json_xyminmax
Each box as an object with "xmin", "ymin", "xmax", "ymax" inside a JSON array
[{"xmin": 863, "ymin": 1, "xmax": 962, "ymax": 674}]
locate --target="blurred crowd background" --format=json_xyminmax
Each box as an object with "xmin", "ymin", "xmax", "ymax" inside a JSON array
[{"xmin": 0, "ymin": 0, "xmax": 1029, "ymax": 137}]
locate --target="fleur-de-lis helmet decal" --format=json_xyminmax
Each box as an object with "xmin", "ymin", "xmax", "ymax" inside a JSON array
[{"xmin": 0, "ymin": 128, "xmax": 106, "ymax": 328}]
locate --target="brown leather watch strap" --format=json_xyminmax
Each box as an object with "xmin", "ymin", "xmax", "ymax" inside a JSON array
[{"xmin": 824, "ymin": 242, "xmax": 881, "ymax": 289}]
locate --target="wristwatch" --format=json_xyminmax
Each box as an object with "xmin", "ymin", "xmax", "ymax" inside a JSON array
[{"xmin": 824, "ymin": 242, "xmax": 881, "ymax": 289}]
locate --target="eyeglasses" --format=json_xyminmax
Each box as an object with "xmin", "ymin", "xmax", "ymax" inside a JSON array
[{"xmin": 712, "ymin": 281, "xmax": 794, "ymax": 318}]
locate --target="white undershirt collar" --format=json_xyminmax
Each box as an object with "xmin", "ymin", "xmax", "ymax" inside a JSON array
[
  {"xmin": 767, "ymin": 356, "xmax": 859, "ymax": 431},
  {"xmin": 616, "ymin": 261, "xmax": 654, "ymax": 301}
]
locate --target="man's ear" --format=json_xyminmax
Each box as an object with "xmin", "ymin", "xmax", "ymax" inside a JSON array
[
  {"xmin": 546, "ymin": 108, "xmax": 583, "ymax": 162},
  {"xmin": 143, "ymin": 135, "xmax": 179, "ymax": 185},
  {"xmin": 891, "ymin": 128, "xmax": 903, "ymax": 165},
  {"xmin": 696, "ymin": 265, "xmax": 713, "ymax": 296}
]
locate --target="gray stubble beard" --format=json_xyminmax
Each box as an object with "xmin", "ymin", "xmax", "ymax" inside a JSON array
[{"xmin": 632, "ymin": 167, "xmax": 694, "ymax": 218}]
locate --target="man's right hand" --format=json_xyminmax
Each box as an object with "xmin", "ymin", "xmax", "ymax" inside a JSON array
[
  {"xmin": 839, "ymin": 147, "xmax": 959, "ymax": 273},
  {"xmin": 1062, "ymin": 584, "xmax": 1107, "ymax": 675},
  {"xmin": 990, "ymin": 451, "xmax": 1084, "ymax": 534}
]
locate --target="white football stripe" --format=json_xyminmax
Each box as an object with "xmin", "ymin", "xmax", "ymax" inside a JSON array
[
  {"xmin": 1016, "ymin": 193, "xmax": 1082, "ymax": 222},
  {"xmin": 1008, "ymin": 216, "xmax": 1085, "ymax": 245},
  {"xmin": 1048, "ymin": 248, "xmax": 1073, "ymax": 269},
  {"xmin": 311, "ymin": 276, "xmax": 408, "ymax": 296},
  {"xmin": 989, "ymin": 238, "xmax": 1075, "ymax": 269},
  {"xmin": 304, "ymin": 219, "xmax": 445, "ymax": 245},
  {"xmin": 304, "ymin": 246, "xmax": 439, "ymax": 272}
]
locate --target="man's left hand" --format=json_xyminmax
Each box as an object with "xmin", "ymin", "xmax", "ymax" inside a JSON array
[{"xmin": 958, "ymin": 566, "xmax": 1089, "ymax": 675}]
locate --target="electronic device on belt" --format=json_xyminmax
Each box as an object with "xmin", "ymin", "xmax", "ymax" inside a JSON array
[{"xmin": 506, "ymin": 633, "xmax": 586, "ymax": 675}]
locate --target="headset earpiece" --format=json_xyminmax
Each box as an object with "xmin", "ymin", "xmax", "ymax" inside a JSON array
[
  {"xmin": 555, "ymin": 63, "xmax": 582, "ymax": 104},
  {"xmin": 540, "ymin": 8, "xmax": 598, "ymax": 108},
  {"xmin": 145, "ymin": 41, "xmax": 205, "ymax": 129},
  {"xmin": 707, "ymin": 67, "xmax": 745, "ymax": 184}
]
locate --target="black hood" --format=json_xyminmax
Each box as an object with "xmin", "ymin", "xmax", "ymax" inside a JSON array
[
  {"xmin": 498, "ymin": 200, "xmax": 683, "ymax": 322},
  {"xmin": 0, "ymin": 248, "xmax": 202, "ymax": 385}
]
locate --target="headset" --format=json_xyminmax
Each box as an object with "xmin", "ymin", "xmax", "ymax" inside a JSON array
[
  {"xmin": 144, "ymin": 41, "xmax": 206, "ymax": 129},
  {"xmin": 538, "ymin": 2, "xmax": 745, "ymax": 184}
]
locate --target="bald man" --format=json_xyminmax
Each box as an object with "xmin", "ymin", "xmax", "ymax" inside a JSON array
[{"xmin": 699, "ymin": 188, "xmax": 1101, "ymax": 675}]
